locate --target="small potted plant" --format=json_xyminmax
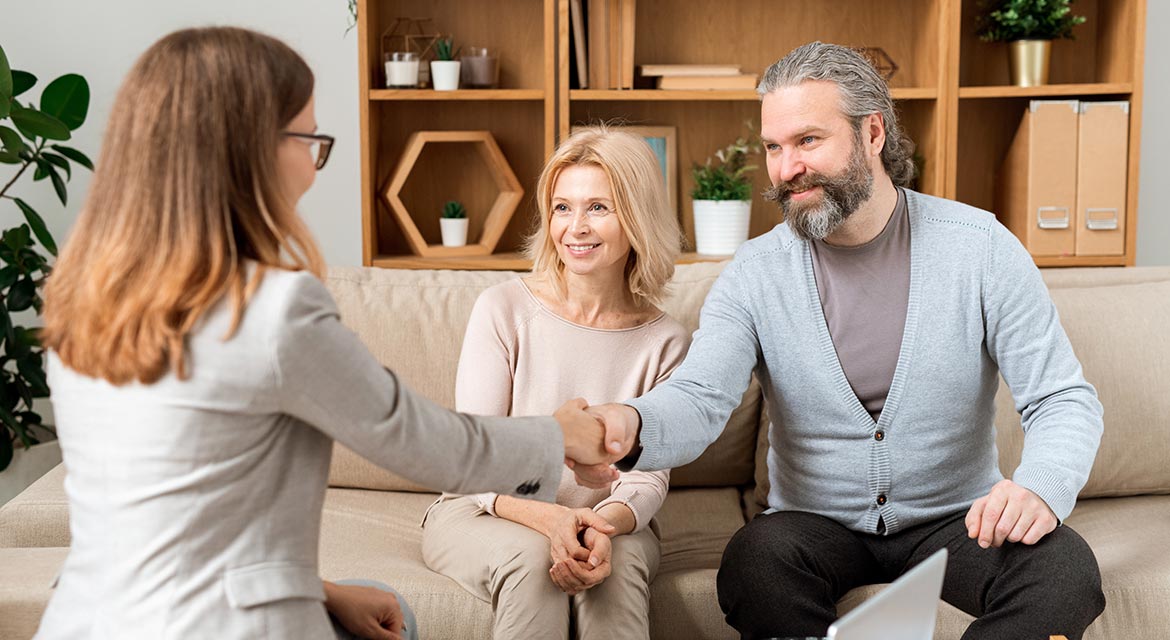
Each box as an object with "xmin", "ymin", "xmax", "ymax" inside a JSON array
[
  {"xmin": 976, "ymin": 0, "xmax": 1087, "ymax": 87},
  {"xmin": 430, "ymin": 37, "xmax": 461, "ymax": 91},
  {"xmin": 439, "ymin": 200, "xmax": 469, "ymax": 247},
  {"xmin": 690, "ymin": 132, "xmax": 759, "ymax": 255}
]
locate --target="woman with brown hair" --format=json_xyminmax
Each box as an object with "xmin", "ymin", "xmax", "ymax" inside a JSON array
[
  {"xmin": 421, "ymin": 126, "xmax": 687, "ymax": 640},
  {"xmin": 36, "ymin": 27, "xmax": 612, "ymax": 640}
]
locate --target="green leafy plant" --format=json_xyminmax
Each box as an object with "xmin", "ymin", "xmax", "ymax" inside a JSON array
[
  {"xmin": 0, "ymin": 43, "xmax": 93, "ymax": 472},
  {"xmin": 691, "ymin": 127, "xmax": 761, "ymax": 202},
  {"xmin": 441, "ymin": 200, "xmax": 466, "ymax": 219},
  {"xmin": 345, "ymin": 0, "xmax": 358, "ymax": 35},
  {"xmin": 976, "ymin": 0, "xmax": 1087, "ymax": 42},
  {"xmin": 434, "ymin": 37, "xmax": 460, "ymax": 62}
]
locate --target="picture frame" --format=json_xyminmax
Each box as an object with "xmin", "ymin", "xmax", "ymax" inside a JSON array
[{"xmin": 572, "ymin": 124, "xmax": 678, "ymax": 217}]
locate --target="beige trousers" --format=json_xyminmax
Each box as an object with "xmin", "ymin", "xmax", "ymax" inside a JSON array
[{"xmin": 422, "ymin": 496, "xmax": 660, "ymax": 640}]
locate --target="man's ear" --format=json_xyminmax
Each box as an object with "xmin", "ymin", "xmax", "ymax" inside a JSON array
[{"xmin": 865, "ymin": 112, "xmax": 887, "ymax": 157}]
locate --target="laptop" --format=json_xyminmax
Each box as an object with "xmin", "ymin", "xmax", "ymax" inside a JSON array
[{"xmin": 825, "ymin": 548, "xmax": 948, "ymax": 640}]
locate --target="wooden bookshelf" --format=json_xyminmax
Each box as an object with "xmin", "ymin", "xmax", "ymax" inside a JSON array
[{"xmin": 358, "ymin": 0, "xmax": 1147, "ymax": 270}]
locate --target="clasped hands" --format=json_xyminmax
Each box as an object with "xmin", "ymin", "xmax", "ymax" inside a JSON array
[{"xmin": 554, "ymin": 399, "xmax": 640, "ymax": 489}]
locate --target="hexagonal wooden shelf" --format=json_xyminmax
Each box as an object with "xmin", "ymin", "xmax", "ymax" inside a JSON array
[{"xmin": 382, "ymin": 130, "xmax": 524, "ymax": 258}]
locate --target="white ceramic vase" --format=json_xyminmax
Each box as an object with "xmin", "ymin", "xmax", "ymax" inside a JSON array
[
  {"xmin": 440, "ymin": 218, "xmax": 469, "ymax": 247},
  {"xmin": 693, "ymin": 199, "xmax": 751, "ymax": 255},
  {"xmin": 430, "ymin": 60, "xmax": 462, "ymax": 91}
]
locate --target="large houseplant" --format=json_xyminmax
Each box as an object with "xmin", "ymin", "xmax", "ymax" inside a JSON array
[
  {"xmin": 0, "ymin": 42, "xmax": 92, "ymax": 479},
  {"xmin": 690, "ymin": 131, "xmax": 759, "ymax": 255},
  {"xmin": 976, "ymin": 0, "xmax": 1087, "ymax": 86}
]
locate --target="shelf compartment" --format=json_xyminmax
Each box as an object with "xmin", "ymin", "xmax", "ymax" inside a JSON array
[
  {"xmin": 958, "ymin": 83, "xmax": 1133, "ymax": 99},
  {"xmin": 370, "ymin": 89, "xmax": 546, "ymax": 101},
  {"xmin": 571, "ymin": 88, "xmax": 938, "ymax": 101}
]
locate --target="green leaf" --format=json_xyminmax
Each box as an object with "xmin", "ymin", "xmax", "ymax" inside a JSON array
[
  {"xmin": 7, "ymin": 277, "xmax": 35, "ymax": 312},
  {"xmin": 0, "ymin": 150, "xmax": 20, "ymax": 164},
  {"xmin": 0, "ymin": 431, "xmax": 12, "ymax": 473},
  {"xmin": 40, "ymin": 74, "xmax": 89, "ymax": 131},
  {"xmin": 0, "ymin": 43, "xmax": 12, "ymax": 107},
  {"xmin": 14, "ymin": 199, "xmax": 57, "ymax": 256},
  {"xmin": 16, "ymin": 358, "xmax": 49, "ymax": 397},
  {"xmin": 12, "ymin": 71, "xmax": 36, "ymax": 97},
  {"xmin": 35, "ymin": 158, "xmax": 68, "ymax": 205},
  {"xmin": 50, "ymin": 144, "xmax": 93, "ymax": 170},
  {"xmin": 0, "ymin": 266, "xmax": 17, "ymax": 291},
  {"xmin": 0, "ymin": 125, "xmax": 25, "ymax": 155},
  {"xmin": 42, "ymin": 151, "xmax": 72, "ymax": 180},
  {"xmin": 10, "ymin": 106, "xmax": 71, "ymax": 141}
]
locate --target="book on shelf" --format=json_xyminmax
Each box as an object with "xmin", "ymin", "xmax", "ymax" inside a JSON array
[
  {"xmin": 570, "ymin": 0, "xmax": 588, "ymax": 89},
  {"xmin": 587, "ymin": 0, "xmax": 608, "ymax": 89},
  {"xmin": 640, "ymin": 64, "xmax": 742, "ymax": 77},
  {"xmin": 619, "ymin": 0, "xmax": 635, "ymax": 89},
  {"xmin": 657, "ymin": 74, "xmax": 758, "ymax": 90}
]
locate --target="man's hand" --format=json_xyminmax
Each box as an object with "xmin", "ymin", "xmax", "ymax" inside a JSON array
[
  {"xmin": 550, "ymin": 526, "xmax": 613, "ymax": 595},
  {"xmin": 324, "ymin": 581, "xmax": 406, "ymax": 640},
  {"xmin": 966, "ymin": 479, "xmax": 1059, "ymax": 548},
  {"xmin": 560, "ymin": 402, "xmax": 641, "ymax": 488}
]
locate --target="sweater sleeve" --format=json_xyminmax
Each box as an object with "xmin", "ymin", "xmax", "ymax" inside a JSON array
[
  {"xmin": 454, "ymin": 287, "xmax": 519, "ymax": 515},
  {"xmin": 628, "ymin": 262, "xmax": 760, "ymax": 471},
  {"xmin": 983, "ymin": 225, "xmax": 1103, "ymax": 521}
]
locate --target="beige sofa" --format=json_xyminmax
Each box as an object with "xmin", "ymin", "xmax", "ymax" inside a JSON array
[{"xmin": 2, "ymin": 262, "xmax": 1169, "ymax": 639}]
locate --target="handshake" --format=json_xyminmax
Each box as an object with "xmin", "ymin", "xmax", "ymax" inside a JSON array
[{"xmin": 554, "ymin": 399, "xmax": 641, "ymax": 488}]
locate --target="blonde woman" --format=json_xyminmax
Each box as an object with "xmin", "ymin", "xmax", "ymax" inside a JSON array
[
  {"xmin": 36, "ymin": 28, "xmax": 614, "ymax": 640},
  {"xmin": 422, "ymin": 127, "xmax": 687, "ymax": 639}
]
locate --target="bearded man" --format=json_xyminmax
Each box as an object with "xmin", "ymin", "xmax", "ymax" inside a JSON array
[{"xmin": 574, "ymin": 42, "xmax": 1106, "ymax": 640}]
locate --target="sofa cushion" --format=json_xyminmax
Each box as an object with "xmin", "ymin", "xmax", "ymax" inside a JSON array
[
  {"xmin": 325, "ymin": 261, "xmax": 762, "ymax": 492},
  {"xmin": 995, "ymin": 274, "xmax": 1170, "ymax": 498},
  {"xmin": 0, "ymin": 547, "xmax": 67, "ymax": 640},
  {"xmin": 0, "ymin": 464, "xmax": 69, "ymax": 548},
  {"xmin": 318, "ymin": 484, "xmax": 746, "ymax": 640}
]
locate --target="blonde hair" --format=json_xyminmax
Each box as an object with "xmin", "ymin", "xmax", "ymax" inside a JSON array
[
  {"xmin": 41, "ymin": 27, "xmax": 325, "ymax": 385},
  {"xmin": 526, "ymin": 126, "xmax": 681, "ymax": 306}
]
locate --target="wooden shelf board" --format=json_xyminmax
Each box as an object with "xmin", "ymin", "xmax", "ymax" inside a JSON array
[
  {"xmin": 369, "ymin": 251, "xmax": 735, "ymax": 270},
  {"xmin": 958, "ymin": 83, "xmax": 1133, "ymax": 99},
  {"xmin": 571, "ymin": 88, "xmax": 937, "ymax": 101},
  {"xmin": 369, "ymin": 89, "xmax": 546, "ymax": 101},
  {"xmin": 1033, "ymin": 255, "xmax": 1128, "ymax": 268}
]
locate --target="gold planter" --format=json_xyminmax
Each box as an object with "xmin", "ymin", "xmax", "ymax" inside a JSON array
[{"xmin": 1009, "ymin": 39, "xmax": 1052, "ymax": 87}]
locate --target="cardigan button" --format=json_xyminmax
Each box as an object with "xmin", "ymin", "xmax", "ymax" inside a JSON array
[
  {"xmin": 874, "ymin": 430, "xmax": 885, "ymax": 441},
  {"xmin": 876, "ymin": 494, "xmax": 888, "ymax": 506}
]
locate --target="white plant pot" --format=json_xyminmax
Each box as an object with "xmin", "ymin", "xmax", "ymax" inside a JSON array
[
  {"xmin": 430, "ymin": 60, "xmax": 462, "ymax": 91},
  {"xmin": 440, "ymin": 217, "xmax": 470, "ymax": 247},
  {"xmin": 0, "ymin": 440, "xmax": 62, "ymax": 506},
  {"xmin": 693, "ymin": 199, "xmax": 751, "ymax": 255}
]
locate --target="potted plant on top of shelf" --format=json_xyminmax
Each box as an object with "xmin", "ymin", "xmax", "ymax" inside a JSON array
[
  {"xmin": 439, "ymin": 200, "xmax": 469, "ymax": 247},
  {"xmin": 690, "ymin": 131, "xmax": 760, "ymax": 255},
  {"xmin": 431, "ymin": 37, "xmax": 461, "ymax": 91},
  {"xmin": 976, "ymin": 0, "xmax": 1087, "ymax": 87}
]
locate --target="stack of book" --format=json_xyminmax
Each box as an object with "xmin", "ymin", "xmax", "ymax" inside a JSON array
[{"xmin": 639, "ymin": 64, "xmax": 757, "ymax": 90}]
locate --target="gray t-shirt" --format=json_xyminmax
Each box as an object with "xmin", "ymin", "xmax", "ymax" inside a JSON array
[{"xmin": 810, "ymin": 188, "xmax": 910, "ymax": 422}]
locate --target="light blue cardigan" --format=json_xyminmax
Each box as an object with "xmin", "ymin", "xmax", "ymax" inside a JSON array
[{"xmin": 630, "ymin": 190, "xmax": 1103, "ymax": 534}]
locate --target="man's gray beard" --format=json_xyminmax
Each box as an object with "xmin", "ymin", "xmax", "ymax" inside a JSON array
[{"xmin": 763, "ymin": 143, "xmax": 875, "ymax": 242}]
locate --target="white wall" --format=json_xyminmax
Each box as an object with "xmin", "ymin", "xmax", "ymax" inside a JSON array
[
  {"xmin": 3, "ymin": 2, "xmax": 1168, "ymax": 266},
  {"xmin": 1137, "ymin": 0, "xmax": 1170, "ymax": 265},
  {"xmin": 1, "ymin": 0, "xmax": 363, "ymax": 265}
]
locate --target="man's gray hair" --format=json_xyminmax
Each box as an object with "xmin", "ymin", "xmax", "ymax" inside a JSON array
[{"xmin": 757, "ymin": 42, "xmax": 916, "ymax": 188}]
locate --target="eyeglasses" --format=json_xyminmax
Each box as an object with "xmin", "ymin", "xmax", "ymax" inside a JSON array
[
  {"xmin": 550, "ymin": 202, "xmax": 616, "ymax": 220},
  {"xmin": 283, "ymin": 132, "xmax": 335, "ymax": 170}
]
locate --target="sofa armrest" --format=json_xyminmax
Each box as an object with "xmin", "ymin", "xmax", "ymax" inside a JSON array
[{"xmin": 0, "ymin": 463, "xmax": 70, "ymax": 548}]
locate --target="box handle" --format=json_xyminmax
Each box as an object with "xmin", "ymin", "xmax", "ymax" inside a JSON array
[
  {"xmin": 1036, "ymin": 206, "xmax": 1070, "ymax": 230},
  {"xmin": 1085, "ymin": 208, "xmax": 1119, "ymax": 231}
]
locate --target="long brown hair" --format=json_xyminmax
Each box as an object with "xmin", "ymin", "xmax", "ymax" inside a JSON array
[{"xmin": 41, "ymin": 27, "xmax": 325, "ymax": 385}]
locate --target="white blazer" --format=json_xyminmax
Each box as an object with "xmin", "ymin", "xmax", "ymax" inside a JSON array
[{"xmin": 36, "ymin": 269, "xmax": 564, "ymax": 639}]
